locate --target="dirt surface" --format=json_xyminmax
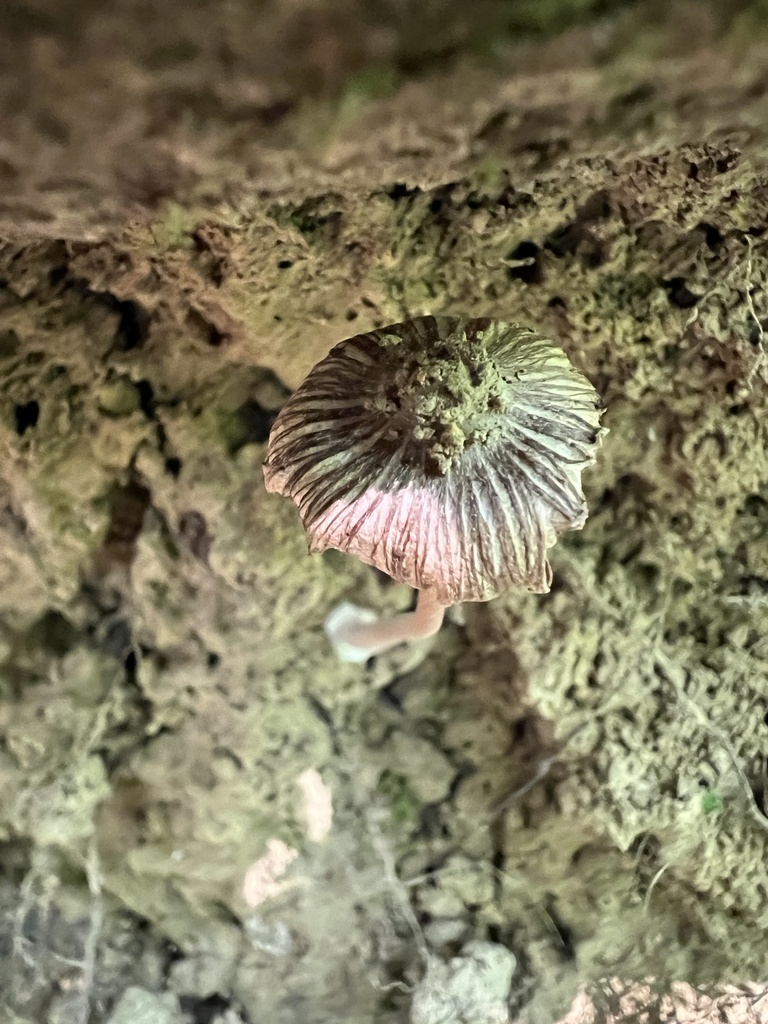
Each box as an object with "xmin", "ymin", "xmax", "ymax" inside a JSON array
[{"xmin": 1, "ymin": 1, "xmax": 768, "ymax": 1022}]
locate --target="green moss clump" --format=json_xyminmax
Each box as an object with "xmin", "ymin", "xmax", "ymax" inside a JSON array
[
  {"xmin": 378, "ymin": 770, "xmax": 421, "ymax": 824},
  {"xmin": 701, "ymin": 791, "xmax": 724, "ymax": 815},
  {"xmin": 149, "ymin": 203, "xmax": 198, "ymax": 252},
  {"xmin": 341, "ymin": 64, "xmax": 400, "ymax": 108},
  {"xmin": 97, "ymin": 378, "xmax": 141, "ymax": 417},
  {"xmin": 506, "ymin": 0, "xmax": 626, "ymax": 35}
]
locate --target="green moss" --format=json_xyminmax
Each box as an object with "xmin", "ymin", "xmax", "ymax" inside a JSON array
[
  {"xmin": 97, "ymin": 378, "xmax": 141, "ymax": 417},
  {"xmin": 341, "ymin": 64, "xmax": 400, "ymax": 108},
  {"xmin": 468, "ymin": 156, "xmax": 510, "ymax": 198},
  {"xmin": 211, "ymin": 406, "xmax": 248, "ymax": 454},
  {"xmin": 149, "ymin": 203, "xmax": 198, "ymax": 252},
  {"xmin": 377, "ymin": 770, "xmax": 421, "ymax": 824},
  {"xmin": 701, "ymin": 791, "xmax": 724, "ymax": 815}
]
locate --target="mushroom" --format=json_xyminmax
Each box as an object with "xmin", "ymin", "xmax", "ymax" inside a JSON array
[{"xmin": 263, "ymin": 316, "xmax": 605, "ymax": 663}]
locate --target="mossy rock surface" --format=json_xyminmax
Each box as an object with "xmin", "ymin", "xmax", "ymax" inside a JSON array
[{"xmin": 1, "ymin": 1, "xmax": 768, "ymax": 1022}]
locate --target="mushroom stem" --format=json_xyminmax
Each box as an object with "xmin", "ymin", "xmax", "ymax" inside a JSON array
[{"xmin": 324, "ymin": 588, "xmax": 446, "ymax": 663}]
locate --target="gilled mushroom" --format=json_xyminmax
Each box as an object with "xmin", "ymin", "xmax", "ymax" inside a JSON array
[{"xmin": 263, "ymin": 316, "xmax": 605, "ymax": 662}]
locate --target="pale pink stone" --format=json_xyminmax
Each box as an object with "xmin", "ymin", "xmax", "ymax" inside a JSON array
[{"xmin": 242, "ymin": 838, "xmax": 298, "ymax": 907}]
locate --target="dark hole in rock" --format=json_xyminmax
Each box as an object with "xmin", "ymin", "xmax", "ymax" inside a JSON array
[
  {"xmin": 698, "ymin": 222, "xmax": 724, "ymax": 249},
  {"xmin": 545, "ymin": 223, "xmax": 605, "ymax": 267},
  {"xmin": 748, "ymin": 318, "xmax": 767, "ymax": 347},
  {"xmin": 379, "ymin": 679, "xmax": 405, "ymax": 713},
  {"xmin": 187, "ymin": 307, "xmax": 230, "ymax": 347},
  {"xmin": 28, "ymin": 609, "xmax": 78, "ymax": 657},
  {"xmin": 0, "ymin": 840, "xmax": 33, "ymax": 888},
  {"xmin": 124, "ymin": 650, "xmax": 138, "ymax": 681},
  {"xmin": 751, "ymin": 786, "xmax": 767, "ymax": 817},
  {"xmin": 289, "ymin": 203, "xmax": 343, "ymax": 242},
  {"xmin": 101, "ymin": 480, "xmax": 152, "ymax": 569},
  {"xmin": 629, "ymin": 832, "xmax": 660, "ymax": 858},
  {"xmin": 385, "ymin": 182, "xmax": 421, "ymax": 202},
  {"xmin": 570, "ymin": 843, "xmax": 597, "ymax": 867},
  {"xmin": 587, "ymin": 651, "xmax": 605, "ymax": 689},
  {"xmin": 164, "ymin": 456, "xmax": 183, "ymax": 478},
  {"xmin": 418, "ymin": 803, "xmax": 449, "ymax": 840},
  {"xmin": 206, "ymin": 322, "xmax": 229, "ymax": 347},
  {"xmin": 114, "ymin": 300, "xmax": 151, "ymax": 351},
  {"xmin": 743, "ymin": 494, "xmax": 768, "ymax": 516},
  {"xmin": 577, "ymin": 189, "xmax": 613, "ymax": 222},
  {"xmin": 0, "ymin": 328, "xmax": 20, "ymax": 359},
  {"xmin": 507, "ymin": 240, "xmax": 544, "ymax": 285},
  {"xmin": 48, "ymin": 264, "xmax": 68, "ymax": 288},
  {"xmin": 662, "ymin": 277, "xmax": 700, "ymax": 309},
  {"xmin": 14, "ymin": 400, "xmax": 39, "ymax": 434},
  {"xmin": 580, "ymin": 238, "xmax": 606, "ymax": 268},
  {"xmin": 476, "ymin": 108, "xmax": 508, "ymax": 142},
  {"xmin": 277, "ymin": 258, "xmax": 293, "ymax": 269},
  {"xmin": 510, "ymin": 713, "xmax": 540, "ymax": 745},
  {"xmin": 134, "ymin": 379, "xmax": 156, "ymax": 417},
  {"xmin": 103, "ymin": 618, "xmax": 133, "ymax": 661},
  {"xmin": 230, "ymin": 399, "xmax": 273, "ymax": 451},
  {"xmin": 670, "ymin": 512, "xmax": 692, "ymax": 532},
  {"xmin": 613, "ymin": 81, "xmax": 656, "ymax": 108},
  {"xmin": 543, "ymin": 897, "xmax": 576, "ymax": 961},
  {"xmin": 178, "ymin": 510, "xmax": 212, "ymax": 561}
]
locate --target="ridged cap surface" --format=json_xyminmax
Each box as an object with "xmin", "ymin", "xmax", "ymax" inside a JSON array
[{"xmin": 263, "ymin": 316, "xmax": 604, "ymax": 604}]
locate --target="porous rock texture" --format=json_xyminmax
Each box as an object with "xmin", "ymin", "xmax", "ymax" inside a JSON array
[{"xmin": 1, "ymin": 1, "xmax": 768, "ymax": 1022}]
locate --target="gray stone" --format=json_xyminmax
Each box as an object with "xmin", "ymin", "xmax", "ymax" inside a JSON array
[{"xmin": 106, "ymin": 987, "xmax": 187, "ymax": 1024}]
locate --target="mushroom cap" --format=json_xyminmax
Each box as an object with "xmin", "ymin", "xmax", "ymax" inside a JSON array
[{"xmin": 263, "ymin": 316, "xmax": 605, "ymax": 605}]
